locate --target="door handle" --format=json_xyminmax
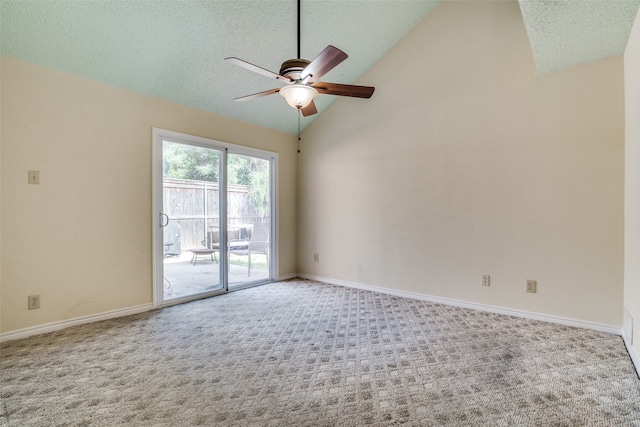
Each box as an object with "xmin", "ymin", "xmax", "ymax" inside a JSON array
[{"xmin": 160, "ymin": 213, "xmax": 169, "ymax": 227}]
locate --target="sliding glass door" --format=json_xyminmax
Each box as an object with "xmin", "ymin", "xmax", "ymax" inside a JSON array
[
  {"xmin": 152, "ymin": 129, "xmax": 275, "ymax": 306},
  {"xmin": 160, "ymin": 140, "xmax": 223, "ymax": 301},
  {"xmin": 227, "ymin": 153, "xmax": 272, "ymax": 289}
]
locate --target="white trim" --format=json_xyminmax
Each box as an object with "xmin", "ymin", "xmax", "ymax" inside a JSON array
[
  {"xmin": 623, "ymin": 335, "xmax": 640, "ymax": 376},
  {"xmin": 220, "ymin": 147, "xmax": 229, "ymax": 291},
  {"xmin": 151, "ymin": 130, "xmax": 163, "ymax": 307},
  {"xmin": 0, "ymin": 304, "xmax": 154, "ymax": 343},
  {"xmin": 270, "ymin": 155, "xmax": 279, "ymax": 282},
  {"xmin": 297, "ymin": 274, "xmax": 622, "ymax": 336},
  {"xmin": 278, "ymin": 273, "xmax": 298, "ymax": 281},
  {"xmin": 624, "ymin": 307, "xmax": 634, "ymax": 344}
]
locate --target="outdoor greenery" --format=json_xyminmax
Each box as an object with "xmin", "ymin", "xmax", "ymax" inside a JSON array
[
  {"xmin": 228, "ymin": 253, "xmax": 268, "ymax": 270},
  {"xmin": 163, "ymin": 141, "xmax": 270, "ymax": 220}
]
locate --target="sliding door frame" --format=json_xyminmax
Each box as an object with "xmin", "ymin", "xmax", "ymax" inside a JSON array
[{"xmin": 152, "ymin": 128, "xmax": 278, "ymax": 308}]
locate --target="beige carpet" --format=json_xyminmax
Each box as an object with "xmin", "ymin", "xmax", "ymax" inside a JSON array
[{"xmin": 1, "ymin": 279, "xmax": 640, "ymax": 426}]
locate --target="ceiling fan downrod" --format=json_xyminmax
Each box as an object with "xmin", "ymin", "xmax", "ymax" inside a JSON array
[{"xmin": 297, "ymin": 0, "xmax": 301, "ymax": 60}]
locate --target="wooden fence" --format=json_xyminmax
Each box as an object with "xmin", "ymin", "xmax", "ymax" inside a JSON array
[{"xmin": 163, "ymin": 178, "xmax": 267, "ymax": 252}]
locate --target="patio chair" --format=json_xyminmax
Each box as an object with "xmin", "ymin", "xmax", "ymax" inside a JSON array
[
  {"xmin": 199, "ymin": 228, "xmax": 244, "ymax": 265},
  {"xmin": 228, "ymin": 223, "xmax": 270, "ymax": 276}
]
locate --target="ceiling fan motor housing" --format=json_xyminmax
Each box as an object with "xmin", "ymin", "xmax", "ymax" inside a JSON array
[{"xmin": 280, "ymin": 59, "xmax": 311, "ymax": 81}]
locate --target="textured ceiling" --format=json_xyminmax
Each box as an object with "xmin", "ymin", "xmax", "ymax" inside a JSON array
[
  {"xmin": 1, "ymin": 1, "xmax": 639, "ymax": 135},
  {"xmin": 519, "ymin": 0, "xmax": 640, "ymax": 74},
  {"xmin": 0, "ymin": 0, "xmax": 440, "ymax": 135}
]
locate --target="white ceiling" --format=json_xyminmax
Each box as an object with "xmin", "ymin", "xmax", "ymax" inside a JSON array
[{"xmin": 1, "ymin": 0, "xmax": 638, "ymax": 135}]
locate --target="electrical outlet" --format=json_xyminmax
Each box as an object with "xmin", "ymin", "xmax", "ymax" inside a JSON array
[
  {"xmin": 28, "ymin": 294, "xmax": 40, "ymax": 310},
  {"xmin": 526, "ymin": 280, "xmax": 537, "ymax": 293},
  {"xmin": 313, "ymin": 253, "xmax": 319, "ymax": 262},
  {"xmin": 482, "ymin": 275, "xmax": 490, "ymax": 286}
]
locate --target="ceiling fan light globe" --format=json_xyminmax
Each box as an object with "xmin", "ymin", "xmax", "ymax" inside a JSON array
[{"xmin": 279, "ymin": 84, "xmax": 318, "ymax": 109}]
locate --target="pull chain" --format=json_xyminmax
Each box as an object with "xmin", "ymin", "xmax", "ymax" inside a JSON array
[{"xmin": 297, "ymin": 110, "xmax": 301, "ymax": 153}]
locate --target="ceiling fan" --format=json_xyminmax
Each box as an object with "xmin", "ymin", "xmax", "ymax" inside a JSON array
[{"xmin": 224, "ymin": 0, "xmax": 375, "ymax": 117}]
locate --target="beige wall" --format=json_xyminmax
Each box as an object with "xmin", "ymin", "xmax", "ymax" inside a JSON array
[
  {"xmin": 0, "ymin": 56, "xmax": 3, "ymax": 328},
  {"xmin": 0, "ymin": 56, "xmax": 297, "ymax": 334},
  {"xmin": 298, "ymin": 0, "xmax": 625, "ymax": 326},
  {"xmin": 624, "ymin": 8, "xmax": 640, "ymax": 356}
]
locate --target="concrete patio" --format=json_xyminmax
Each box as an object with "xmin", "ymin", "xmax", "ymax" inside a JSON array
[{"xmin": 163, "ymin": 251, "xmax": 269, "ymax": 299}]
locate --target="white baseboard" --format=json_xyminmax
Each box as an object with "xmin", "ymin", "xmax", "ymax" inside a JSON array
[
  {"xmin": 2, "ymin": 275, "xmax": 295, "ymax": 343},
  {"xmin": 0, "ymin": 303, "xmax": 154, "ymax": 343},
  {"xmin": 3, "ymin": 276, "xmax": 626, "ymax": 359},
  {"xmin": 297, "ymin": 274, "xmax": 622, "ymax": 336},
  {"xmin": 623, "ymin": 334, "xmax": 640, "ymax": 377}
]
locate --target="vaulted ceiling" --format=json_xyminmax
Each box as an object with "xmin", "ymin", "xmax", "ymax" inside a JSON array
[{"xmin": 1, "ymin": 0, "xmax": 638, "ymax": 135}]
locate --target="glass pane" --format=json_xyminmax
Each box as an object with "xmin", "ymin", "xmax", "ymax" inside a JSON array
[
  {"xmin": 227, "ymin": 153, "xmax": 271, "ymax": 288},
  {"xmin": 162, "ymin": 140, "xmax": 222, "ymax": 300}
]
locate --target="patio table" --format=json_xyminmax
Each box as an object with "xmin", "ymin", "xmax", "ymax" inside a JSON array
[{"xmin": 189, "ymin": 248, "xmax": 218, "ymax": 265}]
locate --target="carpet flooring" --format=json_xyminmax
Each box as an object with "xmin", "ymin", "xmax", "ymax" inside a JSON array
[{"xmin": 1, "ymin": 279, "xmax": 640, "ymax": 426}]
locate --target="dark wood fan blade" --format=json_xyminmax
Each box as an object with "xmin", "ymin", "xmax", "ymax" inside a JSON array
[
  {"xmin": 299, "ymin": 46, "xmax": 348, "ymax": 83},
  {"xmin": 233, "ymin": 88, "xmax": 280, "ymax": 102},
  {"xmin": 301, "ymin": 100, "xmax": 318, "ymax": 117},
  {"xmin": 225, "ymin": 57, "xmax": 292, "ymax": 83},
  {"xmin": 313, "ymin": 82, "xmax": 375, "ymax": 98}
]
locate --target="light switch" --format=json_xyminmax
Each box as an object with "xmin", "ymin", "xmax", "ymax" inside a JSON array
[{"xmin": 28, "ymin": 170, "xmax": 40, "ymax": 184}]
